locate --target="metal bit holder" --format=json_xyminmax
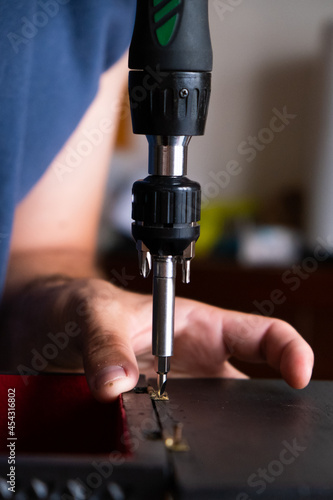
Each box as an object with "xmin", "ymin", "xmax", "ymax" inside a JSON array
[{"xmin": 132, "ymin": 138, "xmax": 201, "ymax": 394}]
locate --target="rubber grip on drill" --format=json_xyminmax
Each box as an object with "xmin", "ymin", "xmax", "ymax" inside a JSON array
[{"xmin": 129, "ymin": 0, "xmax": 212, "ymax": 72}]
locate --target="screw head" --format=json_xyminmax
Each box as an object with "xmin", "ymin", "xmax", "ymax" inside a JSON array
[{"xmin": 179, "ymin": 88, "xmax": 189, "ymax": 98}]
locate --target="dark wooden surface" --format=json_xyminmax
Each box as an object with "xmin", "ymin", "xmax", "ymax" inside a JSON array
[
  {"xmin": 122, "ymin": 377, "xmax": 333, "ymax": 500},
  {"xmin": 103, "ymin": 254, "xmax": 333, "ymax": 381}
]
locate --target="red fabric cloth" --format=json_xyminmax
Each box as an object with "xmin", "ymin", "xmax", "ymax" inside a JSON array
[{"xmin": 0, "ymin": 374, "xmax": 127, "ymax": 456}]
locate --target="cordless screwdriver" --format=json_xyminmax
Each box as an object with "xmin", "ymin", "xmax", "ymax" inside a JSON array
[{"xmin": 129, "ymin": 0, "xmax": 212, "ymax": 395}]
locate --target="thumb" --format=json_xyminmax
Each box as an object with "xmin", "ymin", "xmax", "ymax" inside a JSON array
[{"xmin": 83, "ymin": 326, "xmax": 139, "ymax": 403}]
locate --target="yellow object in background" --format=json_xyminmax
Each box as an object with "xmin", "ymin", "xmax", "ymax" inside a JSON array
[{"xmin": 196, "ymin": 199, "xmax": 258, "ymax": 257}]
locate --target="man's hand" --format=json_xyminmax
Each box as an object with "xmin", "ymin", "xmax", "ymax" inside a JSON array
[
  {"xmin": 2, "ymin": 276, "xmax": 313, "ymax": 402},
  {"xmin": 80, "ymin": 280, "xmax": 314, "ymax": 401}
]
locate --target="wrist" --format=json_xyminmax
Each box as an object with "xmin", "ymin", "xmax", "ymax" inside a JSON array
[{"xmin": 3, "ymin": 248, "xmax": 100, "ymax": 295}]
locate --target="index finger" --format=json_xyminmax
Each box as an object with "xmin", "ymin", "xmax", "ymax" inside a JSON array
[{"xmin": 221, "ymin": 310, "xmax": 314, "ymax": 389}]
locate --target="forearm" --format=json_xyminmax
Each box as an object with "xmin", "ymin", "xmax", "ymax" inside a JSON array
[
  {"xmin": 0, "ymin": 55, "xmax": 130, "ymax": 370},
  {"xmin": 4, "ymin": 248, "xmax": 101, "ymax": 292}
]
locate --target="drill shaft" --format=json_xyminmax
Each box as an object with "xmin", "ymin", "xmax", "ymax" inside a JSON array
[{"xmin": 152, "ymin": 256, "xmax": 176, "ymax": 394}]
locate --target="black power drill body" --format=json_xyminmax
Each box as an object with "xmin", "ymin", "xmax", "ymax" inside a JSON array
[{"xmin": 129, "ymin": 0, "xmax": 212, "ymax": 395}]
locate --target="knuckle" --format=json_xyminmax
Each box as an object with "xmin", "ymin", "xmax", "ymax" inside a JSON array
[
  {"xmin": 67, "ymin": 280, "xmax": 120, "ymax": 322},
  {"xmin": 84, "ymin": 331, "xmax": 130, "ymax": 358}
]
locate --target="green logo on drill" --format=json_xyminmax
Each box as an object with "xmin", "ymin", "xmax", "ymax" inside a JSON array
[{"xmin": 153, "ymin": 0, "xmax": 181, "ymax": 46}]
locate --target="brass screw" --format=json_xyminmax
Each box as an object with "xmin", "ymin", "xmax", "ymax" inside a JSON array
[
  {"xmin": 164, "ymin": 422, "xmax": 189, "ymax": 452},
  {"xmin": 173, "ymin": 422, "xmax": 183, "ymax": 444}
]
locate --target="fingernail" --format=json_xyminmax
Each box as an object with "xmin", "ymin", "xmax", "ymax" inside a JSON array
[{"xmin": 94, "ymin": 366, "xmax": 126, "ymax": 390}]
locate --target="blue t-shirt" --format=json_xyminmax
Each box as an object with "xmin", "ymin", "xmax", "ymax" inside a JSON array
[{"xmin": 0, "ymin": 0, "xmax": 136, "ymax": 295}]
